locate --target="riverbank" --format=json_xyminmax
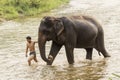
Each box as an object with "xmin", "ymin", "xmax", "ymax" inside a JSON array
[{"xmin": 0, "ymin": 0, "xmax": 69, "ymax": 21}]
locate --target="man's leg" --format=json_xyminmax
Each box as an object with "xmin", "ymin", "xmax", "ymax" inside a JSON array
[
  {"xmin": 34, "ymin": 56, "xmax": 38, "ymax": 62},
  {"xmin": 28, "ymin": 55, "xmax": 34, "ymax": 66}
]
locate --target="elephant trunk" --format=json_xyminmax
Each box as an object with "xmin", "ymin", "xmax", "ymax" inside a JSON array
[{"xmin": 38, "ymin": 33, "xmax": 49, "ymax": 63}]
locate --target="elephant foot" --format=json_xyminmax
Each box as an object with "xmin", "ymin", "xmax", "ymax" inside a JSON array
[
  {"xmin": 98, "ymin": 50, "xmax": 111, "ymax": 58},
  {"xmin": 104, "ymin": 54, "xmax": 111, "ymax": 58},
  {"xmin": 69, "ymin": 62, "xmax": 74, "ymax": 65},
  {"xmin": 102, "ymin": 51, "xmax": 111, "ymax": 58},
  {"xmin": 69, "ymin": 63, "xmax": 74, "ymax": 66},
  {"xmin": 47, "ymin": 62, "xmax": 52, "ymax": 65},
  {"xmin": 86, "ymin": 58, "xmax": 92, "ymax": 60},
  {"xmin": 86, "ymin": 54, "xmax": 92, "ymax": 60},
  {"xmin": 68, "ymin": 60, "xmax": 74, "ymax": 65}
]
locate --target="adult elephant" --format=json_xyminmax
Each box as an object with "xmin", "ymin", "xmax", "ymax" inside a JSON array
[{"xmin": 38, "ymin": 16, "xmax": 110, "ymax": 65}]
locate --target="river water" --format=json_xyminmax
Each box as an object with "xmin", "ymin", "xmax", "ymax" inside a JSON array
[{"xmin": 0, "ymin": 0, "xmax": 120, "ymax": 80}]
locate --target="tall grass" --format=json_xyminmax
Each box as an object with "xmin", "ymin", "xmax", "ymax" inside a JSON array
[{"xmin": 0, "ymin": 0, "xmax": 69, "ymax": 20}]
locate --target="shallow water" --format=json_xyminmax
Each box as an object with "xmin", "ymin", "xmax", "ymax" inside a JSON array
[{"xmin": 0, "ymin": 0, "xmax": 120, "ymax": 80}]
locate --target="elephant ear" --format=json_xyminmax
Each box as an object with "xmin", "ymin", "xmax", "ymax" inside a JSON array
[{"xmin": 54, "ymin": 19, "xmax": 64, "ymax": 36}]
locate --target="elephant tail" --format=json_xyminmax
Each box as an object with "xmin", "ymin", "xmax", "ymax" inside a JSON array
[{"xmin": 98, "ymin": 51, "xmax": 101, "ymax": 56}]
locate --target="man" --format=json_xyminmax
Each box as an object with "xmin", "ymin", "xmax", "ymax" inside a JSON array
[{"xmin": 26, "ymin": 36, "xmax": 38, "ymax": 66}]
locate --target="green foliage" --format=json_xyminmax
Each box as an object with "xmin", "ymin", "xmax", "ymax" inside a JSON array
[
  {"xmin": 108, "ymin": 78, "xmax": 112, "ymax": 80},
  {"xmin": 0, "ymin": 0, "xmax": 69, "ymax": 20},
  {"xmin": 112, "ymin": 73, "xmax": 120, "ymax": 78},
  {"xmin": 108, "ymin": 73, "xmax": 120, "ymax": 80}
]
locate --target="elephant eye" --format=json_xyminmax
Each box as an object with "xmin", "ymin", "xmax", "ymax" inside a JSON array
[
  {"xmin": 43, "ymin": 30, "xmax": 50, "ymax": 35},
  {"xmin": 43, "ymin": 23, "xmax": 52, "ymax": 29},
  {"xmin": 44, "ymin": 20, "xmax": 53, "ymax": 27}
]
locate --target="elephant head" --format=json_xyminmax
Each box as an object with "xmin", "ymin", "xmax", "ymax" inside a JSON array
[{"xmin": 38, "ymin": 16, "xmax": 64, "ymax": 63}]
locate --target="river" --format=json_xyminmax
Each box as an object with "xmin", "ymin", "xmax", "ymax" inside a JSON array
[{"xmin": 0, "ymin": 0, "xmax": 120, "ymax": 80}]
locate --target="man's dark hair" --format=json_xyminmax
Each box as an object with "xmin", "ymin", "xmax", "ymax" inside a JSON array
[{"xmin": 26, "ymin": 36, "xmax": 31, "ymax": 39}]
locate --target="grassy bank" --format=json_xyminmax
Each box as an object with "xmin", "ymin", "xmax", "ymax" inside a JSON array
[{"xmin": 0, "ymin": 0, "xmax": 69, "ymax": 20}]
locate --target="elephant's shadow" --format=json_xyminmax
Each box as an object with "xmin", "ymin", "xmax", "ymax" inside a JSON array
[{"xmin": 38, "ymin": 59, "xmax": 108, "ymax": 80}]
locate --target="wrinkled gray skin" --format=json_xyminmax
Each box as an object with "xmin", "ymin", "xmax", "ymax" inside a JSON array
[{"xmin": 38, "ymin": 16, "xmax": 110, "ymax": 65}]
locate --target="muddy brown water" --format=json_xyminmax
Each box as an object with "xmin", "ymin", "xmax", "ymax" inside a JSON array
[{"xmin": 0, "ymin": 0, "xmax": 120, "ymax": 80}]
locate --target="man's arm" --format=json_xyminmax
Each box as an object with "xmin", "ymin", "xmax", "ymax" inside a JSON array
[
  {"xmin": 33, "ymin": 41, "xmax": 38, "ymax": 45},
  {"xmin": 26, "ymin": 44, "xmax": 28, "ymax": 57}
]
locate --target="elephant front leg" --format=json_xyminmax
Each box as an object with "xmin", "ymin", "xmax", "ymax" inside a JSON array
[
  {"xmin": 65, "ymin": 45, "xmax": 74, "ymax": 64},
  {"xmin": 47, "ymin": 41, "xmax": 62, "ymax": 65},
  {"xmin": 85, "ymin": 48, "xmax": 93, "ymax": 60}
]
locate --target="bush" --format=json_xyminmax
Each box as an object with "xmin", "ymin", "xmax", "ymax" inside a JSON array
[{"xmin": 0, "ymin": 0, "xmax": 69, "ymax": 20}]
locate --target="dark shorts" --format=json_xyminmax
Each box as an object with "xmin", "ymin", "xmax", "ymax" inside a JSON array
[{"xmin": 29, "ymin": 51, "xmax": 36, "ymax": 57}]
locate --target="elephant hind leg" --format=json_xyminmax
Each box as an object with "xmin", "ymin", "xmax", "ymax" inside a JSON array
[{"xmin": 85, "ymin": 48, "xmax": 93, "ymax": 60}]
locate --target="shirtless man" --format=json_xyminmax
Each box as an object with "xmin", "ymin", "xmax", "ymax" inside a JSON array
[{"xmin": 26, "ymin": 36, "xmax": 38, "ymax": 66}]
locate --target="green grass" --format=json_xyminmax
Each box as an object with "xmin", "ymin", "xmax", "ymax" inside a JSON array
[
  {"xmin": 108, "ymin": 73, "xmax": 120, "ymax": 80},
  {"xmin": 0, "ymin": 0, "xmax": 69, "ymax": 20},
  {"xmin": 112, "ymin": 73, "xmax": 120, "ymax": 78}
]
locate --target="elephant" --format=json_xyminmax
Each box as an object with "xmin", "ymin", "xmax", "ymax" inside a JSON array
[{"xmin": 38, "ymin": 15, "xmax": 110, "ymax": 65}]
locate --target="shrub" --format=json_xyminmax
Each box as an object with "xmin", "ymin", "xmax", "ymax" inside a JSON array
[{"xmin": 0, "ymin": 0, "xmax": 69, "ymax": 20}]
